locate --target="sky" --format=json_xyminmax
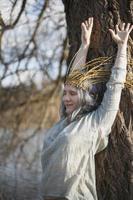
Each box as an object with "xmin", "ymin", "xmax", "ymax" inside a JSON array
[{"xmin": 0, "ymin": 0, "xmax": 66, "ymax": 89}]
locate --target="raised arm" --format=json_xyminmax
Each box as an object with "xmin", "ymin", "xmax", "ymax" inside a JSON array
[
  {"xmin": 70, "ymin": 17, "xmax": 93, "ymax": 72},
  {"xmin": 90, "ymin": 23, "xmax": 133, "ymax": 135}
]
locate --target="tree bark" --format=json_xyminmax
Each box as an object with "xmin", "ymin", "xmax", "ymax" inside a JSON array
[{"xmin": 62, "ymin": 1, "xmax": 133, "ymax": 200}]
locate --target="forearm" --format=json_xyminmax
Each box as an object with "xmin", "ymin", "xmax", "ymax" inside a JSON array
[
  {"xmin": 110, "ymin": 43, "xmax": 127, "ymax": 85},
  {"xmin": 71, "ymin": 44, "xmax": 89, "ymax": 71},
  {"xmin": 114, "ymin": 42, "xmax": 127, "ymax": 69},
  {"xmin": 70, "ymin": 17, "xmax": 93, "ymax": 72}
]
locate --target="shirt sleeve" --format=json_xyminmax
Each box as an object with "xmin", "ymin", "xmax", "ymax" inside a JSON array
[{"xmin": 89, "ymin": 45, "xmax": 127, "ymax": 137}]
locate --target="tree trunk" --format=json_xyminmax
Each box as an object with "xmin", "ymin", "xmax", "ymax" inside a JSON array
[{"xmin": 62, "ymin": 1, "xmax": 133, "ymax": 200}]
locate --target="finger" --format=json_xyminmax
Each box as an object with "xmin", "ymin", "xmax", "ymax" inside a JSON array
[
  {"xmin": 125, "ymin": 23, "xmax": 131, "ymax": 31},
  {"xmin": 120, "ymin": 23, "xmax": 125, "ymax": 31},
  {"xmin": 88, "ymin": 18, "xmax": 90, "ymax": 25},
  {"xmin": 87, "ymin": 17, "xmax": 93, "ymax": 28},
  {"xmin": 85, "ymin": 20, "xmax": 88, "ymax": 27},
  {"xmin": 128, "ymin": 24, "xmax": 133, "ymax": 33},
  {"xmin": 109, "ymin": 29, "xmax": 116, "ymax": 38},
  {"xmin": 81, "ymin": 22, "xmax": 85, "ymax": 30},
  {"xmin": 81, "ymin": 22, "xmax": 87, "ymax": 32},
  {"xmin": 115, "ymin": 24, "xmax": 120, "ymax": 33},
  {"xmin": 90, "ymin": 17, "xmax": 93, "ymax": 25}
]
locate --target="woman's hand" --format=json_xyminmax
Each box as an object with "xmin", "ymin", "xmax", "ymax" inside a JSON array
[
  {"xmin": 81, "ymin": 17, "xmax": 93, "ymax": 48},
  {"xmin": 109, "ymin": 23, "xmax": 133, "ymax": 45}
]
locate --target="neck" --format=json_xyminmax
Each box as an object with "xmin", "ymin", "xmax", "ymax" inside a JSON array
[{"xmin": 67, "ymin": 114, "xmax": 71, "ymax": 123}]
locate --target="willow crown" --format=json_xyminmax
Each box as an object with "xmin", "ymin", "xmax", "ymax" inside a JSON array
[{"xmin": 65, "ymin": 55, "xmax": 133, "ymax": 90}]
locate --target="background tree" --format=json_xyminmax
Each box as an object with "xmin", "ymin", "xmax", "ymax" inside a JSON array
[
  {"xmin": 62, "ymin": 0, "xmax": 133, "ymax": 200},
  {"xmin": 0, "ymin": 0, "xmax": 66, "ymax": 199},
  {"xmin": 0, "ymin": 0, "xmax": 66, "ymax": 139}
]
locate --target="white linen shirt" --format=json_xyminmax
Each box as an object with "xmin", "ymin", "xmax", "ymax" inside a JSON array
[{"xmin": 41, "ymin": 53, "xmax": 127, "ymax": 200}]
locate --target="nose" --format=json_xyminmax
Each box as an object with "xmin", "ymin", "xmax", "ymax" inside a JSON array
[{"xmin": 63, "ymin": 93, "xmax": 71, "ymax": 102}]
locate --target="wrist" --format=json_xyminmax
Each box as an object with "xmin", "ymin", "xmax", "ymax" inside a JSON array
[
  {"xmin": 81, "ymin": 43, "xmax": 90, "ymax": 50},
  {"xmin": 117, "ymin": 41, "xmax": 127, "ymax": 49},
  {"xmin": 117, "ymin": 42, "xmax": 127, "ymax": 56}
]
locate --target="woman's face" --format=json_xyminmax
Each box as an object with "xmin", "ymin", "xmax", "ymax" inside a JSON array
[{"xmin": 63, "ymin": 84, "xmax": 80, "ymax": 116}]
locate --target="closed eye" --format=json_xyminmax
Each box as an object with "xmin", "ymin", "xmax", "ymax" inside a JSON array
[
  {"xmin": 90, "ymin": 92, "xmax": 98, "ymax": 99},
  {"xmin": 90, "ymin": 93, "xmax": 95, "ymax": 97},
  {"xmin": 70, "ymin": 91, "xmax": 78, "ymax": 95}
]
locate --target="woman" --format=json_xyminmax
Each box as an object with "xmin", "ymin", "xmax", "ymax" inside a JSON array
[{"xmin": 41, "ymin": 18, "xmax": 133, "ymax": 200}]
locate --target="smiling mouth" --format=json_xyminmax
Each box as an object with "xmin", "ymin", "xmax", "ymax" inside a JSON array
[{"xmin": 65, "ymin": 104, "xmax": 73, "ymax": 107}]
